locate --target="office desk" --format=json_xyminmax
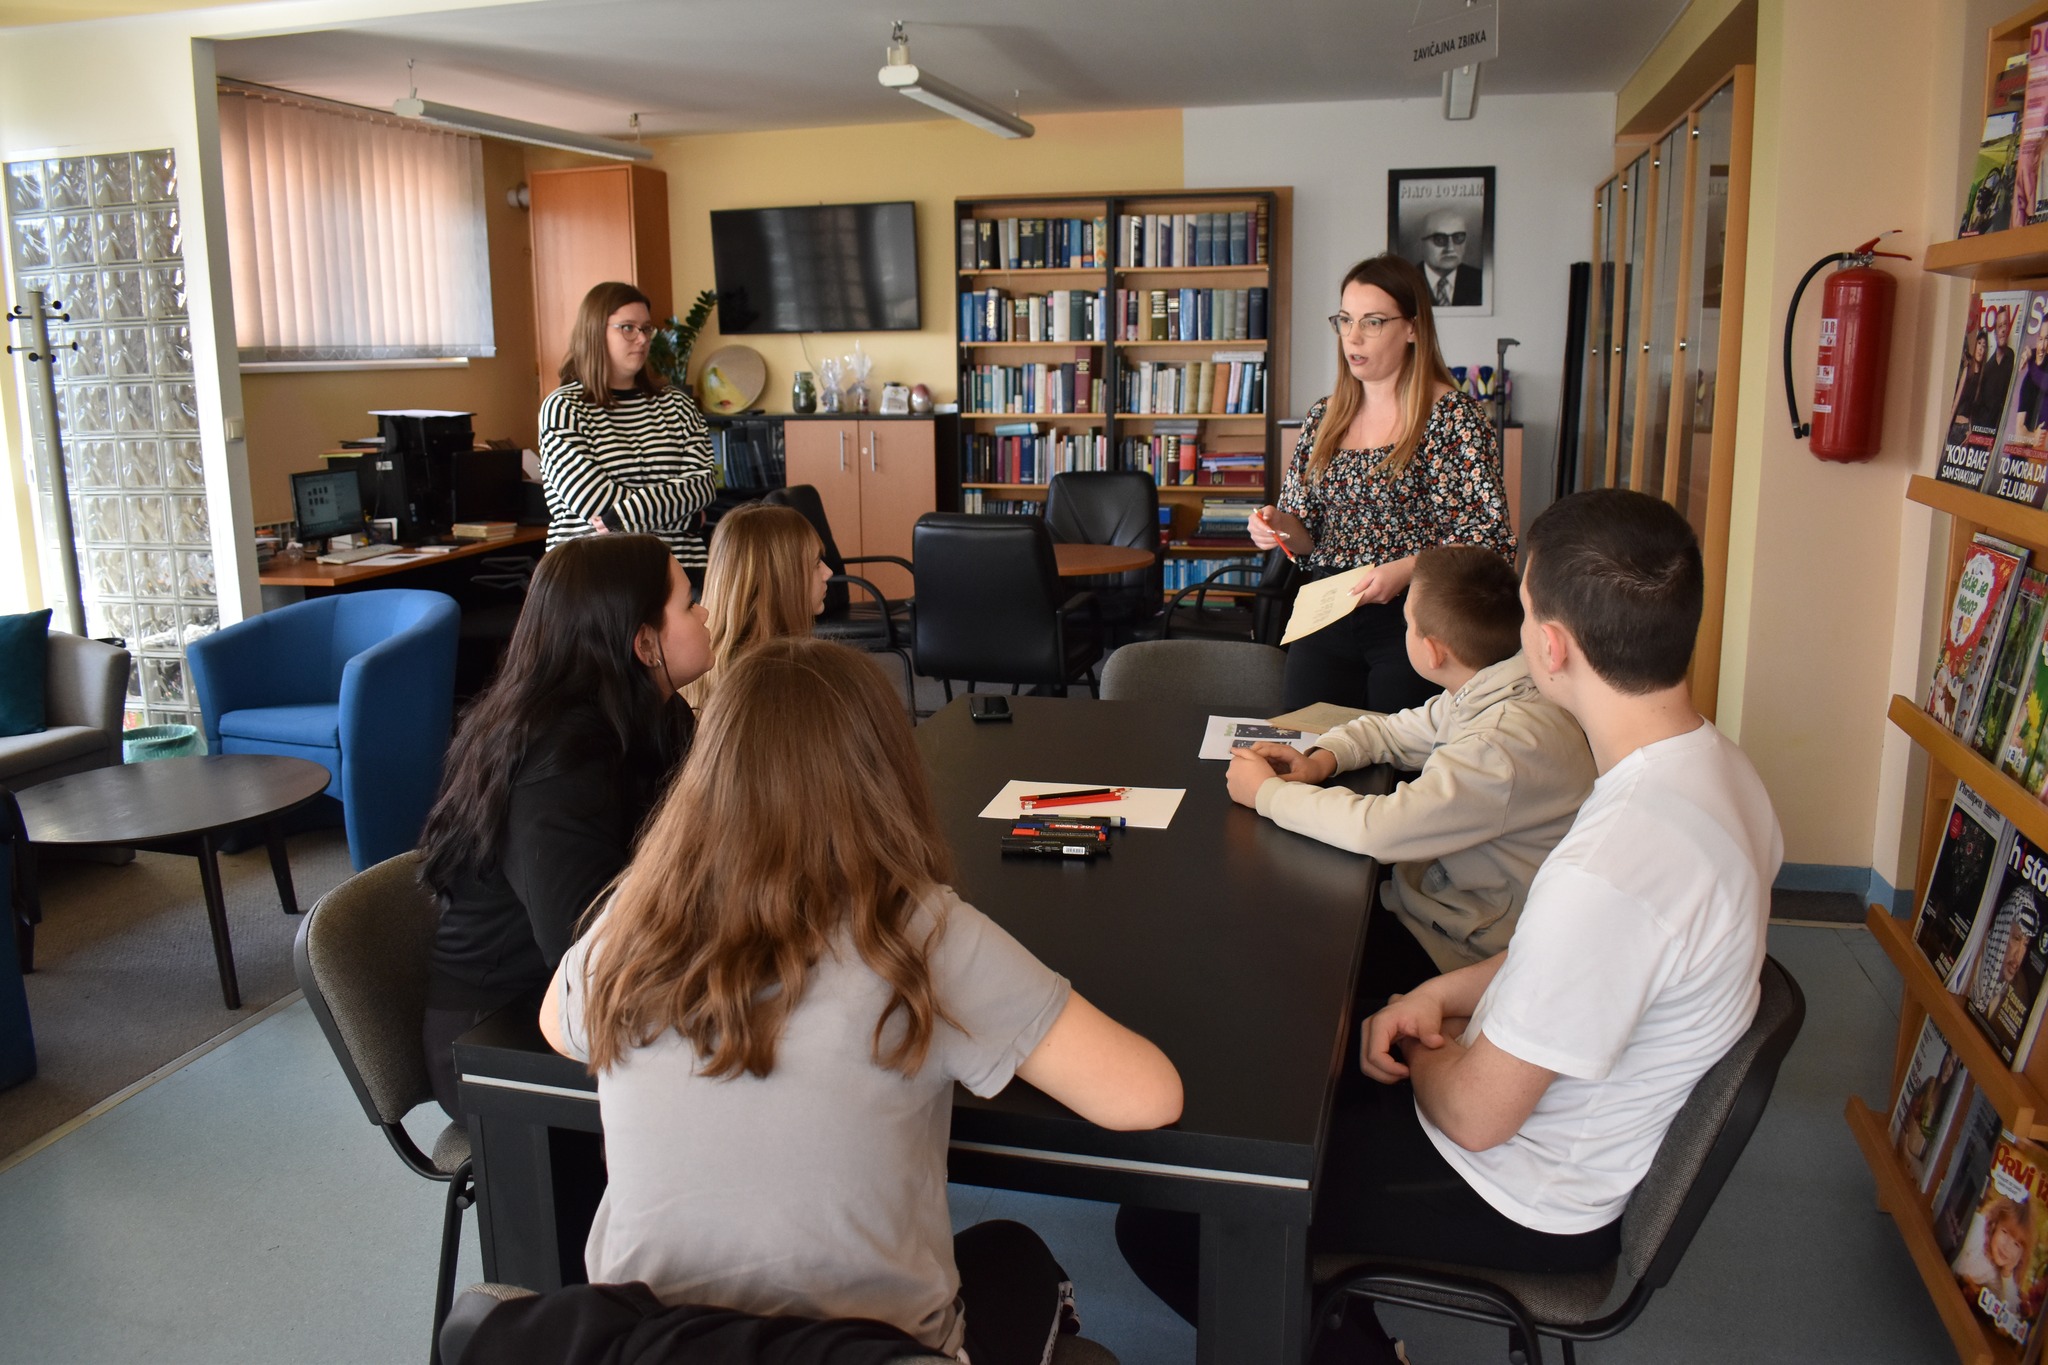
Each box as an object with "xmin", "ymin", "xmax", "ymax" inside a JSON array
[
  {"xmin": 455, "ymin": 696, "xmax": 1380, "ymax": 1364},
  {"xmin": 257, "ymin": 525, "xmax": 546, "ymax": 591}
]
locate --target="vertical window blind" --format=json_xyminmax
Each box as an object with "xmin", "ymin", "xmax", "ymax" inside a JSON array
[{"xmin": 217, "ymin": 81, "xmax": 495, "ymax": 362}]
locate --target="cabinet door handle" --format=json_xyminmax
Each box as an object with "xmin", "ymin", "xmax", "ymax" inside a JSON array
[
  {"xmin": 838, "ymin": 430, "xmax": 847, "ymax": 472},
  {"xmin": 869, "ymin": 433, "xmax": 878, "ymax": 472}
]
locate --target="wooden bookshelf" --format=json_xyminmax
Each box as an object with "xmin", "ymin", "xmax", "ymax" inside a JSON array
[
  {"xmin": 950, "ymin": 188, "xmax": 1291, "ymax": 516},
  {"xmin": 1910, "ymin": 474, "xmax": 2048, "ymax": 546}
]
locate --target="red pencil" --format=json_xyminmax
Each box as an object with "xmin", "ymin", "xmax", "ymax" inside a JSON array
[{"xmin": 1019, "ymin": 787, "xmax": 1131, "ymax": 810}]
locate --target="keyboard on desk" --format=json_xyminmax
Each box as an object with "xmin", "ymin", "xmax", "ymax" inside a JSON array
[{"xmin": 315, "ymin": 543, "xmax": 389, "ymax": 565}]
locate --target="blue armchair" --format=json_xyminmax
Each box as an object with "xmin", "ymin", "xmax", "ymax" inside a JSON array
[{"xmin": 186, "ymin": 590, "xmax": 461, "ymax": 871}]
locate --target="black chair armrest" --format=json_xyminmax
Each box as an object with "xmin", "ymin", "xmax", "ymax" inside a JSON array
[
  {"xmin": 831, "ymin": 572, "xmax": 904, "ymax": 645},
  {"xmin": 842, "ymin": 553, "xmax": 916, "ymax": 576}
]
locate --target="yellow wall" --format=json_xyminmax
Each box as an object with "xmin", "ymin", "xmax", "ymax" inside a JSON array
[
  {"xmin": 640, "ymin": 110, "xmax": 1184, "ymax": 409},
  {"xmin": 238, "ymin": 135, "xmax": 541, "ymax": 525}
]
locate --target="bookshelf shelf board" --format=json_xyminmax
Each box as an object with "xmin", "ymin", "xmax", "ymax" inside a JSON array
[
  {"xmin": 1996, "ymin": 1, "xmax": 2048, "ymax": 44},
  {"xmin": 1116, "ymin": 411, "xmax": 1270, "ymax": 421},
  {"xmin": 1844, "ymin": 1098, "xmax": 2009, "ymax": 1365},
  {"xmin": 1908, "ymin": 475, "xmax": 2048, "ymax": 547},
  {"xmin": 1886, "ymin": 694, "xmax": 2048, "ymax": 856},
  {"xmin": 958, "ymin": 267, "xmax": 1107, "ymax": 279},
  {"xmin": 960, "ymin": 340, "xmax": 1107, "ymax": 349},
  {"xmin": 1115, "ymin": 339, "xmax": 1270, "ymax": 351},
  {"xmin": 1117, "ymin": 265, "xmax": 1270, "ymax": 277},
  {"xmin": 958, "ymin": 482, "xmax": 1263, "ymax": 499},
  {"xmin": 1924, "ymin": 223, "xmax": 2048, "ymax": 280},
  {"xmin": 961, "ymin": 412, "xmax": 1106, "ymax": 424},
  {"xmin": 1864, "ymin": 903, "xmax": 2048, "ymax": 1141},
  {"xmin": 1169, "ymin": 544, "xmax": 1258, "ymax": 556}
]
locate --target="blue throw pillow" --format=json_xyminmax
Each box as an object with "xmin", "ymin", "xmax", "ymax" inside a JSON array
[{"xmin": 0, "ymin": 609, "xmax": 52, "ymax": 738}]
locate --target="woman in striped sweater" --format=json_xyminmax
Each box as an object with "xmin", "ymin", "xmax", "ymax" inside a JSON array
[{"xmin": 540, "ymin": 281, "xmax": 717, "ymax": 580}]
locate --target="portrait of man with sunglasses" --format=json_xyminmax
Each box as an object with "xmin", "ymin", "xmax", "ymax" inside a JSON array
[{"xmin": 1414, "ymin": 207, "xmax": 1483, "ymax": 308}]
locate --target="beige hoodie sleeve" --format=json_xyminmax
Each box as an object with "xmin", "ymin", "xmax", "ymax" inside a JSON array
[
  {"xmin": 1311, "ymin": 693, "xmax": 1446, "ymax": 774},
  {"xmin": 1255, "ymin": 728, "xmax": 1517, "ymax": 860}
]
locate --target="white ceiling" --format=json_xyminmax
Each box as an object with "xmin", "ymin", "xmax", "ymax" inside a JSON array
[{"xmin": 214, "ymin": 0, "xmax": 1686, "ymax": 140}]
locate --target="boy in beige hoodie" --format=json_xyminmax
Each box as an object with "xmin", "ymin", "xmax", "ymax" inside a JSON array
[{"xmin": 1228, "ymin": 545, "xmax": 1596, "ymax": 998}]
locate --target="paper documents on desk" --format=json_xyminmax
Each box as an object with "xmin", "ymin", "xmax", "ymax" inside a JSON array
[
  {"xmin": 1197, "ymin": 715, "xmax": 1321, "ymax": 761},
  {"xmin": 978, "ymin": 781, "xmax": 1185, "ymax": 829},
  {"xmin": 1279, "ymin": 564, "xmax": 1375, "ymax": 644},
  {"xmin": 352, "ymin": 552, "xmax": 434, "ymax": 567},
  {"xmin": 1267, "ymin": 702, "xmax": 1371, "ymax": 733}
]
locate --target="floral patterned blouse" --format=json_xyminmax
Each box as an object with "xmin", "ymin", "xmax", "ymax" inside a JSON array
[{"xmin": 1277, "ymin": 391, "xmax": 1515, "ymax": 574}]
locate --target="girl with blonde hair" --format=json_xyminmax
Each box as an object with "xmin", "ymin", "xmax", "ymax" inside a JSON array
[
  {"xmin": 1248, "ymin": 254, "xmax": 1514, "ymax": 711},
  {"xmin": 540, "ymin": 638, "xmax": 1182, "ymax": 1362},
  {"xmin": 679, "ymin": 503, "xmax": 830, "ymax": 708}
]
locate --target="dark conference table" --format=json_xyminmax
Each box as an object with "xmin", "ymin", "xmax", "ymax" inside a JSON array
[{"xmin": 455, "ymin": 695, "xmax": 1381, "ymax": 1363}]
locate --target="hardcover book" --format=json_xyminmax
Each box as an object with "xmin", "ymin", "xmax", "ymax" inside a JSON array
[
  {"xmin": 1941, "ymin": 290, "xmax": 2031, "ymax": 492},
  {"xmin": 1915, "ymin": 783, "xmax": 2013, "ymax": 991}
]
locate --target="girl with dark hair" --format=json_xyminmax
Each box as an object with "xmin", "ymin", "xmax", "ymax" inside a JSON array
[
  {"xmin": 539, "ymin": 638, "xmax": 1183, "ymax": 1363},
  {"xmin": 539, "ymin": 280, "xmax": 717, "ymax": 579},
  {"xmin": 1249, "ymin": 254, "xmax": 1515, "ymax": 712},
  {"xmin": 418, "ymin": 533, "xmax": 710, "ymax": 1117}
]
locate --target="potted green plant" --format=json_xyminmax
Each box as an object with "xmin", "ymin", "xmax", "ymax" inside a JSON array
[{"xmin": 646, "ymin": 289, "xmax": 720, "ymax": 390}]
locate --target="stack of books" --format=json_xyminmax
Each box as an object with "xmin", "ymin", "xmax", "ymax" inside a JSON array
[
  {"xmin": 1113, "ymin": 287, "xmax": 1268, "ymax": 342},
  {"xmin": 450, "ymin": 521, "xmax": 517, "ymax": 542},
  {"xmin": 1186, "ymin": 497, "xmax": 1260, "ymax": 548}
]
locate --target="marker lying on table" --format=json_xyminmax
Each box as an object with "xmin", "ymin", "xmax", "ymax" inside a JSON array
[
  {"xmin": 1001, "ymin": 834, "xmax": 1106, "ymax": 859},
  {"xmin": 1010, "ymin": 822, "xmax": 1107, "ymax": 843},
  {"xmin": 1013, "ymin": 817, "xmax": 1118, "ymax": 837},
  {"xmin": 1019, "ymin": 786, "xmax": 1130, "ymax": 810}
]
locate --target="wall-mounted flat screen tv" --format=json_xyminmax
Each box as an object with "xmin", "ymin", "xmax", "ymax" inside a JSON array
[{"xmin": 709, "ymin": 201, "xmax": 920, "ymax": 334}]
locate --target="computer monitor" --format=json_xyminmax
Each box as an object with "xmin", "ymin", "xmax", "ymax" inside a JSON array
[{"xmin": 291, "ymin": 468, "xmax": 366, "ymax": 542}]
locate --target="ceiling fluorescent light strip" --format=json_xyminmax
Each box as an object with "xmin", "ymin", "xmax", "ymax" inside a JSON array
[
  {"xmin": 877, "ymin": 66, "xmax": 1033, "ymax": 139},
  {"xmin": 392, "ymin": 96, "xmax": 652, "ymax": 162}
]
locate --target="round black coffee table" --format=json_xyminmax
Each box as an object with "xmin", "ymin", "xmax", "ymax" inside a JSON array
[{"xmin": 16, "ymin": 754, "xmax": 334, "ymax": 1009}]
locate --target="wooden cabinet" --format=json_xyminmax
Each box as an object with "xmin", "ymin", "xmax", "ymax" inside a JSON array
[
  {"xmin": 783, "ymin": 416, "xmax": 955, "ymax": 600},
  {"xmin": 528, "ymin": 165, "xmax": 672, "ymax": 386}
]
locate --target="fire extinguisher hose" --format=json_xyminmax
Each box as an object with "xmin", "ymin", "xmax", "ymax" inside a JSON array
[{"xmin": 1783, "ymin": 251, "xmax": 1851, "ymax": 440}]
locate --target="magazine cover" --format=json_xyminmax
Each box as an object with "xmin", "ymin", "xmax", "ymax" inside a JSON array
[
  {"xmin": 1966, "ymin": 830, "xmax": 2048, "ymax": 1066},
  {"xmin": 1930, "ymin": 540, "xmax": 2029, "ymax": 729},
  {"xmin": 1941, "ymin": 290, "xmax": 2032, "ymax": 492},
  {"xmin": 1891, "ymin": 1018, "xmax": 1969, "ymax": 1188},
  {"xmin": 1995, "ymin": 294, "xmax": 2048, "ymax": 507},
  {"xmin": 2019, "ymin": 24, "xmax": 2048, "ymax": 227},
  {"xmin": 1915, "ymin": 784, "xmax": 2012, "ymax": 990},
  {"xmin": 1964, "ymin": 110, "xmax": 2023, "ymax": 237},
  {"xmin": 1939, "ymin": 1090, "xmax": 2006, "ymax": 1258},
  {"xmin": 2007, "ymin": 607, "xmax": 2048, "ymax": 796},
  {"xmin": 1978, "ymin": 570, "xmax": 2048, "ymax": 759},
  {"xmin": 1959, "ymin": 540, "xmax": 2034, "ymax": 741},
  {"xmin": 1951, "ymin": 1132, "xmax": 2048, "ymax": 1348}
]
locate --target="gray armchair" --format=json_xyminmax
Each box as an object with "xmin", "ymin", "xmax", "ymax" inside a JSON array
[{"xmin": 0, "ymin": 631, "xmax": 130, "ymax": 790}]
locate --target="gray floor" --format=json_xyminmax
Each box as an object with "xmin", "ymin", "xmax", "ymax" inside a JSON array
[{"xmin": 0, "ymin": 924, "xmax": 1952, "ymax": 1364}]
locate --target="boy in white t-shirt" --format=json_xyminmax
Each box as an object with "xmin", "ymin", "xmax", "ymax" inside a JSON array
[{"xmin": 1116, "ymin": 488, "xmax": 1783, "ymax": 1363}]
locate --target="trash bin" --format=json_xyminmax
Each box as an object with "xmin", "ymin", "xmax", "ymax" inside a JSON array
[{"xmin": 122, "ymin": 723, "xmax": 203, "ymax": 763}]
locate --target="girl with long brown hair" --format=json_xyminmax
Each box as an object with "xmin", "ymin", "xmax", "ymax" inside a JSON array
[
  {"xmin": 1249, "ymin": 254, "xmax": 1514, "ymax": 712},
  {"xmin": 417, "ymin": 534, "xmax": 711, "ymax": 1117},
  {"xmin": 678, "ymin": 502, "xmax": 830, "ymax": 709},
  {"xmin": 539, "ymin": 638, "xmax": 1182, "ymax": 1362},
  {"xmin": 539, "ymin": 280, "xmax": 718, "ymax": 581}
]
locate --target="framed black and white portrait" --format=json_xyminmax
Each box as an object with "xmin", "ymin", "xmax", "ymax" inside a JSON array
[{"xmin": 1388, "ymin": 166, "xmax": 1495, "ymax": 318}]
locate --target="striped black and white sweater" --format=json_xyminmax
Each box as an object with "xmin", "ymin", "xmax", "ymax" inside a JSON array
[{"xmin": 538, "ymin": 381, "xmax": 717, "ymax": 569}]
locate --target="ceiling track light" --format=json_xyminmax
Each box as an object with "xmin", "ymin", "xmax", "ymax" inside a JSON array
[
  {"xmin": 878, "ymin": 21, "xmax": 1034, "ymax": 140},
  {"xmin": 393, "ymin": 62, "xmax": 652, "ymax": 161}
]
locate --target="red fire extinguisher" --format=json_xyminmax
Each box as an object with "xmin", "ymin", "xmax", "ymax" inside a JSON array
[{"xmin": 1782, "ymin": 233, "xmax": 1913, "ymax": 462}]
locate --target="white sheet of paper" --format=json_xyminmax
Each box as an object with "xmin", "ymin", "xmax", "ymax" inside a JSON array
[
  {"xmin": 1197, "ymin": 715, "xmax": 1321, "ymax": 761},
  {"xmin": 352, "ymin": 552, "xmax": 433, "ymax": 567},
  {"xmin": 1279, "ymin": 564, "xmax": 1376, "ymax": 644},
  {"xmin": 1267, "ymin": 702, "xmax": 1372, "ymax": 733},
  {"xmin": 978, "ymin": 781, "xmax": 1186, "ymax": 830}
]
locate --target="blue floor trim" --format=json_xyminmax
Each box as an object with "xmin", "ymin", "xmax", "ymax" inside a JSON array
[{"xmin": 1773, "ymin": 863, "xmax": 1912, "ymax": 917}]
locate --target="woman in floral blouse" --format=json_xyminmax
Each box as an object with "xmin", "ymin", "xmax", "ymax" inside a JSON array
[{"xmin": 1250, "ymin": 254, "xmax": 1515, "ymax": 711}]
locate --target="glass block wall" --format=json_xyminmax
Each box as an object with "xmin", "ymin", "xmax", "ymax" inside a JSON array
[{"xmin": 5, "ymin": 149, "xmax": 215, "ymax": 731}]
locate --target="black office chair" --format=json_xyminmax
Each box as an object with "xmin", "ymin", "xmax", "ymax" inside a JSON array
[
  {"xmin": 1310, "ymin": 956, "xmax": 1806, "ymax": 1365},
  {"xmin": 1153, "ymin": 546, "xmax": 1299, "ymax": 647},
  {"xmin": 294, "ymin": 851, "xmax": 475, "ymax": 1365},
  {"xmin": 765, "ymin": 484, "xmax": 916, "ymax": 700},
  {"xmin": 1, "ymin": 786, "xmax": 37, "ymax": 973},
  {"xmin": 1042, "ymin": 471, "xmax": 1161, "ymax": 639},
  {"xmin": 910, "ymin": 513, "xmax": 1102, "ymax": 701}
]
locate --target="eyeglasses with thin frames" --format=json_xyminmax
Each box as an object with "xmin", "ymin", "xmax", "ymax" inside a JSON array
[
  {"xmin": 610, "ymin": 322, "xmax": 658, "ymax": 340},
  {"xmin": 1328, "ymin": 313, "xmax": 1401, "ymax": 338}
]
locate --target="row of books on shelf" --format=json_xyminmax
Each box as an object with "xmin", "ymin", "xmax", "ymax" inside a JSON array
[
  {"xmin": 1118, "ymin": 355, "xmax": 1268, "ymax": 416},
  {"xmin": 1186, "ymin": 496, "xmax": 1261, "ymax": 548},
  {"xmin": 961, "ymin": 428, "xmax": 1109, "ymax": 486},
  {"xmin": 959, "ymin": 288, "xmax": 1110, "ymax": 344},
  {"xmin": 956, "ymin": 491, "xmax": 1039, "ymax": 516},
  {"xmin": 1119, "ymin": 208, "xmax": 1269, "ymax": 270},
  {"xmin": 1925, "ymin": 531, "xmax": 2048, "ymax": 793},
  {"xmin": 1934, "ymin": 288, "xmax": 2048, "ymax": 505},
  {"xmin": 1163, "ymin": 554, "xmax": 1261, "ymax": 593},
  {"xmin": 1120, "ymin": 432, "xmax": 1266, "ymax": 488},
  {"xmin": 1885, "ymin": 1020, "xmax": 2048, "ymax": 1352},
  {"xmin": 1114, "ymin": 287, "xmax": 1268, "ymax": 344},
  {"xmin": 1960, "ymin": 23, "xmax": 2048, "ymax": 237},
  {"xmin": 959, "ymin": 215, "xmax": 1109, "ymax": 271},
  {"xmin": 960, "ymin": 361, "xmax": 1104, "ymax": 416}
]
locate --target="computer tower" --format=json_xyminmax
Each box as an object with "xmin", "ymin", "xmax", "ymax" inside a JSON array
[
  {"xmin": 448, "ymin": 447, "xmax": 522, "ymax": 524},
  {"xmin": 362, "ymin": 412, "xmax": 472, "ymax": 540}
]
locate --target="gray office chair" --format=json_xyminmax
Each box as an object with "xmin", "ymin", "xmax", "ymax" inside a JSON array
[
  {"xmin": 1099, "ymin": 639, "xmax": 1288, "ymax": 715},
  {"xmin": 1310, "ymin": 956, "xmax": 1806, "ymax": 1365},
  {"xmin": 440, "ymin": 1283, "xmax": 1123, "ymax": 1364},
  {"xmin": 294, "ymin": 851, "xmax": 473, "ymax": 1365}
]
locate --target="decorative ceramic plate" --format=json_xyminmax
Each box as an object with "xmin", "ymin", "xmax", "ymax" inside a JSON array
[{"xmin": 698, "ymin": 344, "xmax": 767, "ymax": 414}]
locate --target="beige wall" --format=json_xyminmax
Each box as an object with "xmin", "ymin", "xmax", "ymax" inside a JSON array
[{"xmin": 238, "ymin": 135, "xmax": 541, "ymax": 526}]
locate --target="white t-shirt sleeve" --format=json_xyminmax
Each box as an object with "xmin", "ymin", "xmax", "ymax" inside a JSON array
[
  {"xmin": 1475, "ymin": 863, "xmax": 1674, "ymax": 1081},
  {"xmin": 554, "ymin": 915, "xmax": 599, "ymax": 1066},
  {"xmin": 924, "ymin": 892, "xmax": 1072, "ymax": 1098}
]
